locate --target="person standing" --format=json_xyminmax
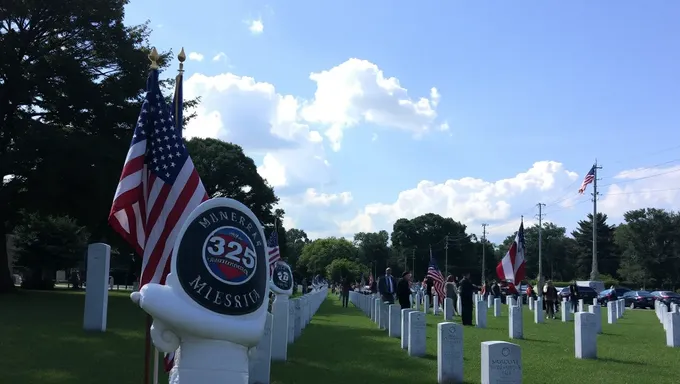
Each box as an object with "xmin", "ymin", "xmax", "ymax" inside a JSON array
[
  {"xmin": 396, "ymin": 271, "xmax": 412, "ymax": 308},
  {"xmin": 445, "ymin": 275, "xmax": 458, "ymax": 316},
  {"xmin": 544, "ymin": 281, "xmax": 559, "ymax": 319},
  {"xmin": 341, "ymin": 276, "xmax": 351, "ymax": 308},
  {"xmin": 458, "ymin": 272, "xmax": 475, "ymax": 325},
  {"xmin": 569, "ymin": 280, "xmax": 580, "ymax": 313},
  {"xmin": 378, "ymin": 267, "xmax": 397, "ymax": 304}
]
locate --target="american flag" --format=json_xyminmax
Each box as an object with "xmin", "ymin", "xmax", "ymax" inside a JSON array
[
  {"xmin": 268, "ymin": 228, "xmax": 281, "ymax": 277},
  {"xmin": 426, "ymin": 249, "xmax": 445, "ymax": 306},
  {"xmin": 108, "ymin": 68, "xmax": 207, "ymax": 373},
  {"xmin": 578, "ymin": 165, "xmax": 596, "ymax": 194},
  {"xmin": 496, "ymin": 220, "xmax": 526, "ymax": 284}
]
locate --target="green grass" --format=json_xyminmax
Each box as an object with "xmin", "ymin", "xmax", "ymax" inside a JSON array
[{"xmin": 2, "ymin": 290, "xmax": 679, "ymax": 384}]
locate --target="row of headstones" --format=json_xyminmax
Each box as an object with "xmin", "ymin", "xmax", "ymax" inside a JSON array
[
  {"xmin": 247, "ymin": 287, "xmax": 328, "ymax": 384},
  {"xmin": 348, "ymin": 292, "xmax": 522, "ymax": 383},
  {"xmin": 655, "ymin": 300, "xmax": 680, "ymax": 347}
]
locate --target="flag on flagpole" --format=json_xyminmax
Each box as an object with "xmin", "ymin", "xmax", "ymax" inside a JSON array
[
  {"xmin": 578, "ymin": 165, "xmax": 596, "ymax": 194},
  {"xmin": 426, "ymin": 248, "xmax": 446, "ymax": 306},
  {"xmin": 496, "ymin": 220, "xmax": 526, "ymax": 284},
  {"xmin": 108, "ymin": 67, "xmax": 208, "ymax": 374},
  {"xmin": 268, "ymin": 223, "xmax": 281, "ymax": 278}
]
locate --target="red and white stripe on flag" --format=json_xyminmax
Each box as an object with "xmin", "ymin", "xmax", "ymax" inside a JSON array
[{"xmin": 496, "ymin": 224, "xmax": 526, "ymax": 284}]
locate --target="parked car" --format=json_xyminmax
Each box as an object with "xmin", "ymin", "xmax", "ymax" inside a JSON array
[
  {"xmin": 597, "ymin": 287, "xmax": 632, "ymax": 306},
  {"xmin": 558, "ymin": 286, "xmax": 599, "ymax": 302},
  {"xmin": 622, "ymin": 290, "xmax": 655, "ymax": 309},
  {"xmin": 650, "ymin": 291, "xmax": 680, "ymax": 309}
]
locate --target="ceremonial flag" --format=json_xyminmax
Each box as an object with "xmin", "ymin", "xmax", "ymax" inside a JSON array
[
  {"xmin": 496, "ymin": 220, "xmax": 526, "ymax": 284},
  {"xmin": 108, "ymin": 66, "xmax": 208, "ymax": 374},
  {"xmin": 578, "ymin": 165, "xmax": 596, "ymax": 194},
  {"xmin": 368, "ymin": 274, "xmax": 374, "ymax": 287},
  {"xmin": 268, "ymin": 225, "xmax": 281, "ymax": 277},
  {"xmin": 426, "ymin": 249, "xmax": 445, "ymax": 306}
]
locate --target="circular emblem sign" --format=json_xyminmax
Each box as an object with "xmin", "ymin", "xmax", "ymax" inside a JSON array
[
  {"xmin": 176, "ymin": 206, "xmax": 267, "ymax": 316},
  {"xmin": 272, "ymin": 261, "xmax": 293, "ymax": 292}
]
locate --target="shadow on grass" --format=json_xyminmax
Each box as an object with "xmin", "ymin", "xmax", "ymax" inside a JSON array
[
  {"xmin": 598, "ymin": 357, "xmax": 645, "ymax": 366},
  {"xmin": 523, "ymin": 338, "xmax": 554, "ymax": 344}
]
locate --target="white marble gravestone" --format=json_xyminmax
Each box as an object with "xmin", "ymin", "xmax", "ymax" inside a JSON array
[
  {"xmin": 374, "ymin": 298, "xmax": 381, "ymax": 324},
  {"xmin": 249, "ymin": 313, "xmax": 273, "ymax": 384},
  {"xmin": 437, "ymin": 322, "xmax": 463, "ymax": 383},
  {"xmin": 574, "ymin": 312, "xmax": 597, "ymax": 359},
  {"xmin": 561, "ymin": 300, "xmax": 572, "ymax": 322},
  {"xmin": 389, "ymin": 304, "xmax": 401, "ymax": 338},
  {"xmin": 607, "ymin": 301, "xmax": 617, "ymax": 324},
  {"xmin": 370, "ymin": 296, "xmax": 376, "ymax": 322},
  {"xmin": 493, "ymin": 298, "xmax": 501, "ymax": 317},
  {"xmin": 481, "ymin": 341, "xmax": 522, "ymax": 384},
  {"xmin": 287, "ymin": 299, "xmax": 295, "ymax": 344},
  {"xmin": 528, "ymin": 297, "xmax": 534, "ymax": 311},
  {"xmin": 401, "ymin": 308, "xmax": 416, "ymax": 350},
  {"xmin": 476, "ymin": 300, "xmax": 487, "ymax": 328},
  {"xmin": 667, "ymin": 311, "xmax": 680, "ymax": 348},
  {"xmin": 433, "ymin": 296, "xmax": 440, "ymax": 315},
  {"xmin": 457, "ymin": 294, "xmax": 462, "ymax": 315},
  {"xmin": 294, "ymin": 299, "xmax": 302, "ymax": 339},
  {"xmin": 83, "ymin": 243, "xmax": 111, "ymax": 332},
  {"xmin": 509, "ymin": 305, "xmax": 523, "ymax": 340},
  {"xmin": 488, "ymin": 295, "xmax": 494, "ymax": 308},
  {"xmin": 270, "ymin": 297, "xmax": 289, "ymax": 361},
  {"xmin": 416, "ymin": 293, "xmax": 422, "ymax": 311},
  {"xmin": 534, "ymin": 299, "xmax": 544, "ymax": 323},
  {"xmin": 380, "ymin": 302, "xmax": 389, "ymax": 330},
  {"xmin": 588, "ymin": 305, "xmax": 602, "ymax": 334},
  {"xmin": 424, "ymin": 295, "xmax": 430, "ymax": 314},
  {"xmin": 444, "ymin": 298, "xmax": 454, "ymax": 321},
  {"xmin": 408, "ymin": 311, "xmax": 426, "ymax": 357},
  {"xmin": 578, "ymin": 299, "xmax": 584, "ymax": 313}
]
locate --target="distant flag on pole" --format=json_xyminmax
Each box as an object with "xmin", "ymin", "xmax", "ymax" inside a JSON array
[
  {"xmin": 578, "ymin": 165, "xmax": 596, "ymax": 194},
  {"xmin": 268, "ymin": 223, "xmax": 281, "ymax": 278},
  {"xmin": 495, "ymin": 219, "xmax": 526, "ymax": 284},
  {"xmin": 426, "ymin": 248, "xmax": 446, "ymax": 306}
]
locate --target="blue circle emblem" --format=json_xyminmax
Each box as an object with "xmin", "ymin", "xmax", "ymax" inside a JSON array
[{"xmin": 202, "ymin": 226, "xmax": 257, "ymax": 285}]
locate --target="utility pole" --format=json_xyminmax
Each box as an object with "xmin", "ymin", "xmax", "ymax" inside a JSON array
[
  {"xmin": 444, "ymin": 235, "xmax": 449, "ymax": 276},
  {"xmin": 481, "ymin": 224, "xmax": 488, "ymax": 284},
  {"xmin": 536, "ymin": 203, "xmax": 546, "ymax": 294},
  {"xmin": 591, "ymin": 161, "xmax": 603, "ymax": 281}
]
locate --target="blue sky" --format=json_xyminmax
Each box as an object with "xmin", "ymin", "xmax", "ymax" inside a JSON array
[{"xmin": 125, "ymin": 1, "xmax": 680, "ymax": 243}]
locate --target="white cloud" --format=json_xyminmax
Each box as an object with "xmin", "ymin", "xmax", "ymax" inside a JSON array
[
  {"xmin": 213, "ymin": 52, "xmax": 228, "ymax": 62},
  {"xmin": 276, "ymin": 189, "xmax": 354, "ymax": 237},
  {"xmin": 300, "ymin": 59, "xmax": 441, "ymax": 151},
  {"xmin": 188, "ymin": 52, "xmax": 204, "ymax": 62},
  {"xmin": 248, "ymin": 19, "xmax": 264, "ymax": 34}
]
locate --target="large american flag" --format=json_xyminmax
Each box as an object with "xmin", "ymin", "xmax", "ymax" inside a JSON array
[
  {"xmin": 578, "ymin": 165, "xmax": 596, "ymax": 194},
  {"xmin": 108, "ymin": 69, "xmax": 207, "ymax": 373},
  {"xmin": 268, "ymin": 228, "xmax": 281, "ymax": 277},
  {"xmin": 426, "ymin": 249, "xmax": 445, "ymax": 306},
  {"xmin": 496, "ymin": 220, "xmax": 526, "ymax": 284}
]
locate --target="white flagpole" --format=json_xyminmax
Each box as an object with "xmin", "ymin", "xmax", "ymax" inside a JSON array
[{"xmin": 153, "ymin": 349, "xmax": 159, "ymax": 384}]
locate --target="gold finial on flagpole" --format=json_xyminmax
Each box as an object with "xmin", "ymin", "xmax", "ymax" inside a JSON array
[
  {"xmin": 178, "ymin": 47, "xmax": 186, "ymax": 73},
  {"xmin": 149, "ymin": 47, "xmax": 160, "ymax": 69}
]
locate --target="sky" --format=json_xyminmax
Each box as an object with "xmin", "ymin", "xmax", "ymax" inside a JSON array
[{"xmin": 124, "ymin": 1, "xmax": 680, "ymax": 244}]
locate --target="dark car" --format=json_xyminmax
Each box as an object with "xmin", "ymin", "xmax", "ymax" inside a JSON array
[
  {"xmin": 558, "ymin": 286, "xmax": 599, "ymax": 303},
  {"xmin": 597, "ymin": 287, "xmax": 632, "ymax": 306},
  {"xmin": 650, "ymin": 291, "xmax": 680, "ymax": 309},
  {"xmin": 622, "ymin": 290, "xmax": 655, "ymax": 309}
]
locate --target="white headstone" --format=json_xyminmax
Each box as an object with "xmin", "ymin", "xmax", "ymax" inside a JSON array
[
  {"xmin": 416, "ymin": 293, "xmax": 422, "ymax": 311},
  {"xmin": 508, "ymin": 297, "xmax": 515, "ymax": 307},
  {"xmin": 578, "ymin": 299, "xmax": 584, "ymax": 313},
  {"xmin": 408, "ymin": 311, "xmax": 426, "ymax": 357},
  {"xmin": 666, "ymin": 312, "xmax": 680, "ymax": 347},
  {"xmin": 83, "ymin": 243, "xmax": 111, "ymax": 332},
  {"xmin": 389, "ymin": 304, "xmax": 401, "ymax": 338},
  {"xmin": 270, "ymin": 296, "xmax": 289, "ymax": 361},
  {"xmin": 380, "ymin": 301, "xmax": 389, "ymax": 330},
  {"xmin": 444, "ymin": 298, "xmax": 454, "ymax": 321},
  {"xmin": 294, "ymin": 299, "xmax": 302, "ymax": 339},
  {"xmin": 437, "ymin": 322, "xmax": 464, "ymax": 383},
  {"xmin": 248, "ymin": 313, "xmax": 273, "ymax": 384},
  {"xmin": 509, "ymin": 305, "xmax": 523, "ymax": 340},
  {"xmin": 424, "ymin": 295, "xmax": 430, "ymax": 314},
  {"xmin": 401, "ymin": 308, "xmax": 416, "ymax": 350},
  {"xmin": 528, "ymin": 297, "xmax": 534, "ymax": 311},
  {"xmin": 574, "ymin": 312, "xmax": 597, "ymax": 359},
  {"xmin": 476, "ymin": 300, "xmax": 487, "ymax": 328},
  {"xmin": 493, "ymin": 298, "xmax": 501, "ymax": 317},
  {"xmin": 607, "ymin": 301, "xmax": 617, "ymax": 324},
  {"xmin": 481, "ymin": 341, "xmax": 522, "ymax": 384},
  {"xmin": 588, "ymin": 305, "xmax": 602, "ymax": 334},
  {"xmin": 534, "ymin": 299, "xmax": 544, "ymax": 324},
  {"xmin": 488, "ymin": 295, "xmax": 494, "ymax": 308},
  {"xmin": 370, "ymin": 296, "xmax": 376, "ymax": 321},
  {"xmin": 433, "ymin": 296, "xmax": 440, "ymax": 315},
  {"xmin": 457, "ymin": 294, "xmax": 462, "ymax": 315},
  {"xmin": 287, "ymin": 299, "xmax": 295, "ymax": 344},
  {"xmin": 561, "ymin": 299, "xmax": 572, "ymax": 322},
  {"xmin": 374, "ymin": 298, "xmax": 381, "ymax": 325}
]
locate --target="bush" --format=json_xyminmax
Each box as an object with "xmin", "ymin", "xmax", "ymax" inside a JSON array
[
  {"xmin": 325, "ymin": 258, "xmax": 368, "ymax": 284},
  {"xmin": 13, "ymin": 212, "xmax": 89, "ymax": 290}
]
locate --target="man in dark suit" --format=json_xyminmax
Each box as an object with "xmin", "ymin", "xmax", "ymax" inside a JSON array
[
  {"xmin": 341, "ymin": 276, "xmax": 351, "ymax": 308},
  {"xmin": 378, "ymin": 267, "xmax": 397, "ymax": 304},
  {"xmin": 396, "ymin": 271, "xmax": 412, "ymax": 308}
]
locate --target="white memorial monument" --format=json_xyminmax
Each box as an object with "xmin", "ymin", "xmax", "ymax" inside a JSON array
[
  {"xmin": 83, "ymin": 243, "xmax": 111, "ymax": 332},
  {"xmin": 270, "ymin": 261, "xmax": 293, "ymax": 361},
  {"xmin": 130, "ymin": 198, "xmax": 270, "ymax": 384}
]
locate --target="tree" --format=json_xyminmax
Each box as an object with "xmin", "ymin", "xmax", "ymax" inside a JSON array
[
  {"xmin": 571, "ymin": 213, "xmax": 618, "ymax": 279},
  {"xmin": 325, "ymin": 259, "xmax": 368, "ymax": 284},
  {"xmin": 284, "ymin": 228, "xmax": 310, "ymax": 276},
  {"xmin": 13, "ymin": 213, "xmax": 90, "ymax": 289},
  {"xmin": 354, "ymin": 231, "xmax": 389, "ymax": 271},
  {"xmin": 187, "ymin": 138, "xmax": 280, "ymax": 224},
  {"xmin": 298, "ymin": 237, "xmax": 358, "ymax": 276},
  {"xmin": 0, "ymin": 0, "xmax": 183, "ymax": 292}
]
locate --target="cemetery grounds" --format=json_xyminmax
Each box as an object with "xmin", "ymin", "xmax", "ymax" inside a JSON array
[{"xmin": 2, "ymin": 289, "xmax": 680, "ymax": 384}]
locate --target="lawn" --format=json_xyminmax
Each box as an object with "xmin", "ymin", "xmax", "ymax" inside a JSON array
[{"xmin": 1, "ymin": 290, "xmax": 679, "ymax": 384}]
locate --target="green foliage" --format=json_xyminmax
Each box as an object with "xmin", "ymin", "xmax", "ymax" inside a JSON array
[
  {"xmin": 13, "ymin": 213, "xmax": 90, "ymax": 289},
  {"xmin": 298, "ymin": 237, "xmax": 358, "ymax": 276},
  {"xmin": 325, "ymin": 258, "xmax": 368, "ymax": 284}
]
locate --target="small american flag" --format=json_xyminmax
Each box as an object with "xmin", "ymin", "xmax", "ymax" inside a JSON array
[
  {"xmin": 426, "ymin": 249, "xmax": 446, "ymax": 306},
  {"xmin": 268, "ymin": 228, "xmax": 281, "ymax": 277},
  {"xmin": 108, "ymin": 68, "xmax": 208, "ymax": 373},
  {"xmin": 578, "ymin": 165, "xmax": 596, "ymax": 194}
]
